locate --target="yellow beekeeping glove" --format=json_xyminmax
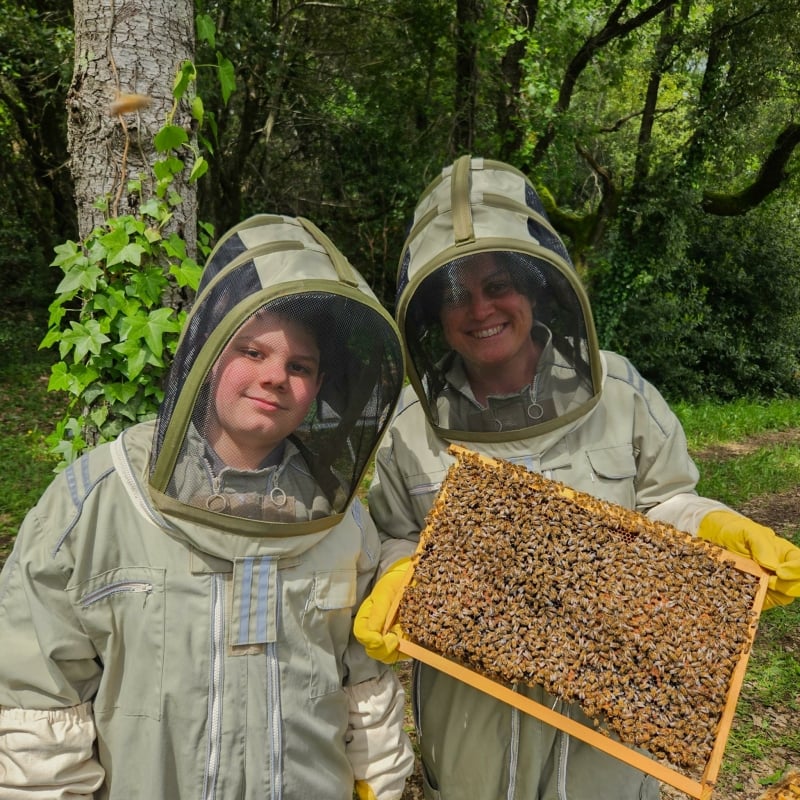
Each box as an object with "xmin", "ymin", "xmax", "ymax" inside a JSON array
[
  {"xmin": 354, "ymin": 558, "xmax": 411, "ymax": 664},
  {"xmin": 697, "ymin": 510, "xmax": 800, "ymax": 610},
  {"xmin": 354, "ymin": 780, "xmax": 378, "ymax": 800}
]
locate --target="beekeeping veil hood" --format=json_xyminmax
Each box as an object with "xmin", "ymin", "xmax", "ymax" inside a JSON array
[
  {"xmin": 396, "ymin": 156, "xmax": 602, "ymax": 443},
  {"xmin": 149, "ymin": 214, "xmax": 404, "ymax": 536}
]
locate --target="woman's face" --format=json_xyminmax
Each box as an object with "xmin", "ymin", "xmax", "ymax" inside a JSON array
[
  {"xmin": 207, "ymin": 311, "xmax": 322, "ymax": 469},
  {"xmin": 439, "ymin": 256, "xmax": 536, "ymax": 377}
]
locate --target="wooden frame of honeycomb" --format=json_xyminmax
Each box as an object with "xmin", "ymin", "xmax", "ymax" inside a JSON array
[{"xmin": 386, "ymin": 445, "xmax": 770, "ymax": 800}]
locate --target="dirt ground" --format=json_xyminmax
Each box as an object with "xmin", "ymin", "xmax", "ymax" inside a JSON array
[{"xmin": 397, "ymin": 428, "xmax": 800, "ymax": 800}]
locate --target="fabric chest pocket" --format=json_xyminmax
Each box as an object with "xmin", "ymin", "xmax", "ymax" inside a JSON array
[
  {"xmin": 407, "ymin": 469, "xmax": 447, "ymax": 521},
  {"xmin": 72, "ymin": 567, "xmax": 166, "ymax": 720},
  {"xmin": 303, "ymin": 570, "xmax": 357, "ymax": 698},
  {"xmin": 585, "ymin": 445, "xmax": 637, "ymax": 507}
]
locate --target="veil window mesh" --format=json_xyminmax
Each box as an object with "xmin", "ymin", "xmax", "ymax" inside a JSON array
[
  {"xmin": 404, "ymin": 251, "xmax": 594, "ymax": 434},
  {"xmin": 152, "ymin": 291, "xmax": 403, "ymax": 523}
]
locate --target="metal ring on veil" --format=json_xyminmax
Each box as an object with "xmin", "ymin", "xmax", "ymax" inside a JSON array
[
  {"xmin": 206, "ymin": 494, "xmax": 229, "ymax": 512},
  {"xmin": 527, "ymin": 402, "xmax": 544, "ymax": 420},
  {"xmin": 270, "ymin": 487, "xmax": 287, "ymax": 507}
]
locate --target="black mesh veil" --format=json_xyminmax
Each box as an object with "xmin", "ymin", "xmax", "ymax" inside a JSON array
[{"xmin": 404, "ymin": 251, "xmax": 595, "ymax": 435}]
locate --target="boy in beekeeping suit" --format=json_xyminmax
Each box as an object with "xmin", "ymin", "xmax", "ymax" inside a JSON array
[
  {"xmin": 354, "ymin": 156, "xmax": 800, "ymax": 799},
  {"xmin": 0, "ymin": 215, "xmax": 413, "ymax": 799}
]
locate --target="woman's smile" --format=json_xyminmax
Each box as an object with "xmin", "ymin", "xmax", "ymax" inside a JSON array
[{"xmin": 471, "ymin": 323, "xmax": 506, "ymax": 339}]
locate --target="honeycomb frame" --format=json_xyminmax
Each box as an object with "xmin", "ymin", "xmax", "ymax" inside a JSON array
[{"xmin": 387, "ymin": 445, "xmax": 770, "ymax": 799}]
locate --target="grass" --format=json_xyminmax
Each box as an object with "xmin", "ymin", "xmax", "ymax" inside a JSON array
[
  {"xmin": 674, "ymin": 397, "xmax": 800, "ymax": 449},
  {"xmin": 0, "ymin": 309, "xmax": 63, "ymax": 549},
  {"xmin": 693, "ymin": 446, "xmax": 800, "ymax": 508},
  {"xmin": 674, "ymin": 398, "xmax": 800, "ymax": 506},
  {"xmin": 1, "ymin": 310, "xmax": 799, "ymax": 795},
  {"xmin": 673, "ymin": 400, "xmax": 800, "ymax": 792}
]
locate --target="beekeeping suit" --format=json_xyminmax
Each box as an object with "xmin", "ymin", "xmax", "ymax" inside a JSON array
[
  {"xmin": 357, "ymin": 157, "xmax": 799, "ymax": 800},
  {"xmin": 0, "ymin": 215, "xmax": 413, "ymax": 800}
]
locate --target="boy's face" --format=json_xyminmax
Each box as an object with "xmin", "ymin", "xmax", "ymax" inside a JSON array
[{"xmin": 207, "ymin": 311, "xmax": 322, "ymax": 470}]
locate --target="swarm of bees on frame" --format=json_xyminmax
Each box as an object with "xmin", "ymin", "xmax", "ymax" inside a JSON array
[{"xmin": 399, "ymin": 448, "xmax": 760, "ymax": 775}]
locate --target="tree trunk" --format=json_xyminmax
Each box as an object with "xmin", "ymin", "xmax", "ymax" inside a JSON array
[
  {"xmin": 67, "ymin": 0, "xmax": 197, "ymax": 254},
  {"xmin": 453, "ymin": 0, "xmax": 480, "ymax": 154},
  {"xmin": 497, "ymin": 0, "xmax": 538, "ymax": 162}
]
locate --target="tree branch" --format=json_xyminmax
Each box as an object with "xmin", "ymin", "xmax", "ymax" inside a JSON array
[
  {"xmin": 530, "ymin": 0, "xmax": 678, "ymax": 165},
  {"xmin": 702, "ymin": 123, "xmax": 800, "ymax": 215}
]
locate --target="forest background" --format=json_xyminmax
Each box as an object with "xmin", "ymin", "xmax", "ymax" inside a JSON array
[{"xmin": 3, "ymin": 0, "xmax": 800, "ymax": 407}]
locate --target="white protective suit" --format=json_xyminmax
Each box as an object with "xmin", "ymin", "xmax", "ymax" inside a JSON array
[
  {"xmin": 0, "ymin": 214, "xmax": 414, "ymax": 799},
  {"xmin": 368, "ymin": 157, "xmax": 736, "ymax": 800}
]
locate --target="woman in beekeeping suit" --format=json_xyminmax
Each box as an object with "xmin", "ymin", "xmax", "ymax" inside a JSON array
[
  {"xmin": 0, "ymin": 215, "xmax": 413, "ymax": 800},
  {"xmin": 354, "ymin": 156, "xmax": 800, "ymax": 799}
]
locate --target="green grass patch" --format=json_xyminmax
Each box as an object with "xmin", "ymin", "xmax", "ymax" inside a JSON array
[
  {"xmin": 0, "ymin": 310, "xmax": 62, "ymax": 546},
  {"xmin": 721, "ymin": 574, "xmax": 800, "ymax": 781},
  {"xmin": 694, "ymin": 446, "xmax": 800, "ymax": 507},
  {"xmin": 674, "ymin": 397, "xmax": 800, "ymax": 450}
]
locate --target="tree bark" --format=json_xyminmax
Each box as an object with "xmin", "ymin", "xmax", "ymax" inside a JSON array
[
  {"xmin": 67, "ymin": 0, "xmax": 197, "ymax": 253},
  {"xmin": 497, "ymin": 0, "xmax": 538, "ymax": 162},
  {"xmin": 702, "ymin": 123, "xmax": 800, "ymax": 215},
  {"xmin": 453, "ymin": 0, "xmax": 481, "ymax": 154}
]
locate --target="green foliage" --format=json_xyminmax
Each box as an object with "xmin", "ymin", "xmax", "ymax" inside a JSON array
[
  {"xmin": 4, "ymin": 0, "xmax": 800, "ymax": 402},
  {"xmin": 0, "ymin": 0, "xmax": 74, "ymax": 307},
  {"xmin": 39, "ymin": 12, "xmax": 234, "ymax": 468},
  {"xmin": 593, "ymin": 183, "xmax": 800, "ymax": 401},
  {"xmin": 687, "ymin": 202, "xmax": 800, "ymax": 399},
  {"xmin": 40, "ymin": 201, "xmax": 206, "ymax": 465}
]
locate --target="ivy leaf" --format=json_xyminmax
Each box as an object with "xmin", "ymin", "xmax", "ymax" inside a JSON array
[
  {"xmin": 173, "ymin": 60, "xmax": 197, "ymax": 101},
  {"xmin": 62, "ymin": 319, "xmax": 111, "ymax": 362},
  {"xmin": 111, "ymin": 338, "xmax": 151, "ymax": 380},
  {"xmin": 154, "ymin": 157, "xmax": 184, "ymax": 181},
  {"xmin": 90, "ymin": 404, "xmax": 109, "ymax": 429},
  {"xmin": 170, "ymin": 259, "xmax": 202, "ymax": 289},
  {"xmin": 155, "ymin": 124, "xmax": 189, "ymax": 153},
  {"xmin": 55, "ymin": 263, "xmax": 104, "ymax": 294},
  {"xmin": 162, "ymin": 233, "xmax": 188, "ymax": 260},
  {"xmin": 117, "ymin": 307, "xmax": 180, "ymax": 361},
  {"xmin": 143, "ymin": 307, "xmax": 182, "ymax": 357},
  {"xmin": 47, "ymin": 417, "xmax": 87, "ymax": 466},
  {"xmin": 51, "ymin": 240, "xmax": 87, "ymax": 270},
  {"xmin": 140, "ymin": 198, "xmax": 163, "ymax": 219},
  {"xmin": 196, "ymin": 13, "xmax": 215, "ymax": 48},
  {"xmin": 217, "ymin": 54, "xmax": 235, "ymax": 104},
  {"xmin": 92, "ymin": 286, "xmax": 128, "ymax": 321},
  {"xmin": 105, "ymin": 242, "xmax": 146, "ymax": 268},
  {"xmin": 189, "ymin": 155, "xmax": 208, "ymax": 182},
  {"xmin": 104, "ymin": 381, "xmax": 140, "ymax": 404},
  {"xmin": 47, "ymin": 362, "xmax": 100, "ymax": 396},
  {"xmin": 99, "ymin": 224, "xmax": 128, "ymax": 252},
  {"xmin": 128, "ymin": 267, "xmax": 167, "ymax": 306},
  {"xmin": 40, "ymin": 326, "xmax": 63, "ymax": 350}
]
